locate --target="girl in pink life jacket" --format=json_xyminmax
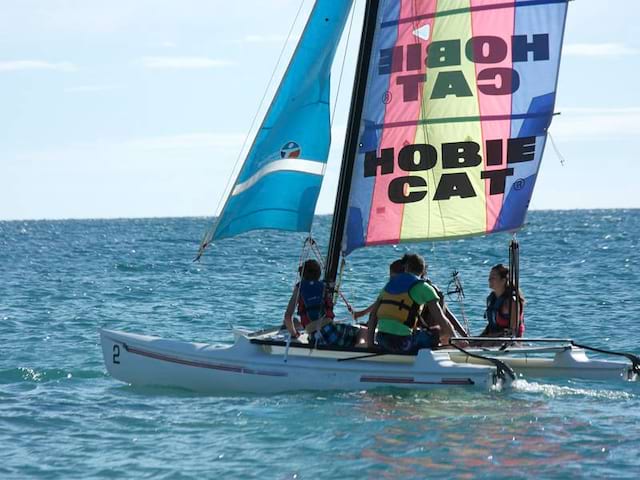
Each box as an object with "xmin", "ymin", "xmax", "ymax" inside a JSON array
[{"xmin": 481, "ymin": 263, "xmax": 526, "ymax": 338}]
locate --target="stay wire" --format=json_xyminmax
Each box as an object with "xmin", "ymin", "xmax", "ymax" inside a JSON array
[
  {"xmin": 302, "ymin": 236, "xmax": 354, "ymax": 315},
  {"xmin": 196, "ymin": 0, "xmax": 307, "ymax": 259},
  {"xmin": 314, "ymin": 0, "xmax": 358, "ymax": 221},
  {"xmin": 298, "ymin": 1, "xmax": 358, "ymax": 315},
  {"xmin": 548, "ymin": 130, "xmax": 566, "ymax": 166}
]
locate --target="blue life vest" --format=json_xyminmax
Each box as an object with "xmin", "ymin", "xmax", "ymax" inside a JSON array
[
  {"xmin": 297, "ymin": 280, "xmax": 331, "ymax": 326},
  {"xmin": 485, "ymin": 292, "xmax": 508, "ymax": 330},
  {"xmin": 486, "ymin": 291, "xmax": 525, "ymax": 334}
]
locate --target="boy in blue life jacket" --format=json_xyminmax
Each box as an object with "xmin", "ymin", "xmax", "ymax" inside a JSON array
[
  {"xmin": 366, "ymin": 253, "xmax": 462, "ymax": 353},
  {"xmin": 284, "ymin": 259, "xmax": 364, "ymax": 348}
]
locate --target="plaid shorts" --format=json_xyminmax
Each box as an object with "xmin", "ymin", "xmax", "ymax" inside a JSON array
[{"xmin": 312, "ymin": 323, "xmax": 359, "ymax": 348}]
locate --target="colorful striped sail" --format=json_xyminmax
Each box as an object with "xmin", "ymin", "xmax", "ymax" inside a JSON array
[
  {"xmin": 209, "ymin": 0, "xmax": 354, "ymax": 242},
  {"xmin": 343, "ymin": 0, "xmax": 568, "ymax": 254}
]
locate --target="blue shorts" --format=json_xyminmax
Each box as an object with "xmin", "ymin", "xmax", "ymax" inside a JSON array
[{"xmin": 376, "ymin": 330, "xmax": 437, "ymax": 353}]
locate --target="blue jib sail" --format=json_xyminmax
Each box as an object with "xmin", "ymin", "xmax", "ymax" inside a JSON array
[{"xmin": 212, "ymin": 0, "xmax": 354, "ymax": 241}]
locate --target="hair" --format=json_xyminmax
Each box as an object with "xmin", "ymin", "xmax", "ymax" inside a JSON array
[
  {"xmin": 299, "ymin": 259, "xmax": 322, "ymax": 281},
  {"xmin": 491, "ymin": 263, "xmax": 509, "ymax": 280},
  {"xmin": 401, "ymin": 253, "xmax": 426, "ymax": 276},
  {"xmin": 389, "ymin": 259, "xmax": 405, "ymax": 276},
  {"xmin": 490, "ymin": 264, "xmax": 526, "ymax": 304}
]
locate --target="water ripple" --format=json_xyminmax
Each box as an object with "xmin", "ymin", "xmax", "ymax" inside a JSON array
[{"xmin": 1, "ymin": 212, "xmax": 639, "ymax": 479}]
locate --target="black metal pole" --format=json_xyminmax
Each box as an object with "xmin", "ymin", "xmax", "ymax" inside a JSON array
[
  {"xmin": 508, "ymin": 239, "xmax": 520, "ymax": 335},
  {"xmin": 324, "ymin": 0, "xmax": 380, "ymax": 286}
]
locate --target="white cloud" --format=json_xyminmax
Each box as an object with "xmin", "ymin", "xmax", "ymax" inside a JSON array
[
  {"xmin": 0, "ymin": 60, "xmax": 77, "ymax": 72},
  {"xmin": 141, "ymin": 56, "xmax": 233, "ymax": 69},
  {"xmin": 551, "ymin": 107, "xmax": 640, "ymax": 140},
  {"xmin": 563, "ymin": 43, "xmax": 639, "ymax": 56}
]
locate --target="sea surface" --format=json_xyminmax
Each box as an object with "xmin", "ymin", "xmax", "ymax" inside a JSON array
[{"xmin": 1, "ymin": 210, "xmax": 639, "ymax": 479}]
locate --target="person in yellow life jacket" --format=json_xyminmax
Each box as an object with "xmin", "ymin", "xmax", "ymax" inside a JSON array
[
  {"xmin": 366, "ymin": 253, "xmax": 461, "ymax": 353},
  {"xmin": 284, "ymin": 259, "xmax": 364, "ymax": 348}
]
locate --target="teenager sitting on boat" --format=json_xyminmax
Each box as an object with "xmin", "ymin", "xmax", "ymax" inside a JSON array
[
  {"xmin": 283, "ymin": 259, "xmax": 364, "ymax": 347},
  {"xmin": 480, "ymin": 264, "xmax": 526, "ymax": 338},
  {"xmin": 366, "ymin": 253, "xmax": 461, "ymax": 353}
]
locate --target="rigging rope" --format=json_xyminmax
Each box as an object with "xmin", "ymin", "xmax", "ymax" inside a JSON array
[
  {"xmin": 330, "ymin": 0, "xmax": 357, "ymax": 128},
  {"xmin": 196, "ymin": 0, "xmax": 307, "ymax": 260},
  {"xmin": 292, "ymin": 0, "xmax": 358, "ymax": 318},
  {"xmin": 548, "ymin": 130, "xmax": 566, "ymax": 166},
  {"xmin": 312, "ymin": 0, "xmax": 357, "ymax": 212}
]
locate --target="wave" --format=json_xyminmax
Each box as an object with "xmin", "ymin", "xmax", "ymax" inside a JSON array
[
  {"xmin": 0, "ymin": 367, "xmax": 106, "ymax": 384},
  {"xmin": 512, "ymin": 379, "xmax": 636, "ymax": 400}
]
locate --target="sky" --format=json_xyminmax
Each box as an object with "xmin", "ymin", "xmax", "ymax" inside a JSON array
[{"xmin": 1, "ymin": 0, "xmax": 639, "ymax": 221}]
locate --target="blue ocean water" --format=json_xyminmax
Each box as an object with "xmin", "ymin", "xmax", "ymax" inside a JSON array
[{"xmin": 1, "ymin": 210, "xmax": 639, "ymax": 479}]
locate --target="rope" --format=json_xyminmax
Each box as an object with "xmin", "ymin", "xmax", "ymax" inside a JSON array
[
  {"xmin": 330, "ymin": 0, "xmax": 357, "ymax": 128},
  {"xmin": 295, "ymin": 236, "xmax": 355, "ymax": 315},
  {"xmin": 195, "ymin": 0, "xmax": 308, "ymax": 260},
  {"xmin": 291, "ymin": 235, "xmax": 316, "ymax": 320},
  {"xmin": 310, "ymin": 0, "xmax": 357, "ymax": 246},
  {"xmin": 289, "ymin": 0, "xmax": 357, "ymax": 279},
  {"xmin": 548, "ymin": 130, "xmax": 566, "ymax": 166}
]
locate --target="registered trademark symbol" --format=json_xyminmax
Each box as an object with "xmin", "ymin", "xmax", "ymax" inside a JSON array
[
  {"xmin": 382, "ymin": 91, "xmax": 392, "ymax": 104},
  {"xmin": 514, "ymin": 178, "xmax": 526, "ymax": 190}
]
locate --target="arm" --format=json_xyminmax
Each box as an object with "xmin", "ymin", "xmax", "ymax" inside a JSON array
[
  {"xmin": 442, "ymin": 303, "xmax": 467, "ymax": 337},
  {"xmin": 353, "ymin": 301, "xmax": 376, "ymax": 320},
  {"xmin": 425, "ymin": 300, "xmax": 456, "ymax": 345},
  {"xmin": 366, "ymin": 300, "xmax": 380, "ymax": 348},
  {"xmin": 283, "ymin": 285, "xmax": 299, "ymax": 338}
]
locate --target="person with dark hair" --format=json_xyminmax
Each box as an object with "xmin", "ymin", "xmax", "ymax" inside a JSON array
[
  {"xmin": 366, "ymin": 253, "xmax": 461, "ymax": 353},
  {"xmin": 352, "ymin": 259, "xmax": 405, "ymax": 320},
  {"xmin": 480, "ymin": 263, "xmax": 526, "ymax": 337},
  {"xmin": 284, "ymin": 259, "xmax": 363, "ymax": 348}
]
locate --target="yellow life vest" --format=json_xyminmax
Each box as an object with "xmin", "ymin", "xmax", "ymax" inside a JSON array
[{"xmin": 376, "ymin": 273, "xmax": 424, "ymax": 332}]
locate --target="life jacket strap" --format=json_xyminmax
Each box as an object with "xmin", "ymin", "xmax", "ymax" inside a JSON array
[{"xmin": 378, "ymin": 299, "xmax": 412, "ymax": 311}]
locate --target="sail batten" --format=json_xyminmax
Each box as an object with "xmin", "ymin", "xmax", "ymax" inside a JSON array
[
  {"xmin": 365, "ymin": 111, "xmax": 555, "ymax": 129},
  {"xmin": 381, "ymin": 0, "xmax": 568, "ymax": 26},
  {"xmin": 341, "ymin": 0, "xmax": 569, "ymax": 255}
]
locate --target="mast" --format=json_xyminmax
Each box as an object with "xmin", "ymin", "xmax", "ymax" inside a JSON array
[{"xmin": 325, "ymin": 0, "xmax": 380, "ymax": 286}]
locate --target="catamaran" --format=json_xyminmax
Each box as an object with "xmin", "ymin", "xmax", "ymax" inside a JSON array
[{"xmin": 100, "ymin": 0, "xmax": 638, "ymax": 393}]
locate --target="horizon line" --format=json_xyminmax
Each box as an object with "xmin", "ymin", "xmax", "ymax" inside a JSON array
[{"xmin": 1, "ymin": 207, "xmax": 638, "ymax": 223}]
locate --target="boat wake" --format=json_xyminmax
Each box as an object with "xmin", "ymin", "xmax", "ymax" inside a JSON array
[
  {"xmin": 512, "ymin": 379, "xmax": 635, "ymax": 400},
  {"xmin": 0, "ymin": 367, "xmax": 105, "ymax": 384}
]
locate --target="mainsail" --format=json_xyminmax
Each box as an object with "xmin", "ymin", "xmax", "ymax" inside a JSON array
[
  {"xmin": 340, "ymin": 0, "xmax": 569, "ymax": 255},
  {"xmin": 204, "ymin": 0, "xmax": 354, "ymax": 245}
]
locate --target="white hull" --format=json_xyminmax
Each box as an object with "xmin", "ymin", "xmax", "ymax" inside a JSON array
[
  {"xmin": 99, "ymin": 329, "xmax": 501, "ymax": 394},
  {"xmin": 448, "ymin": 347, "xmax": 636, "ymax": 382},
  {"xmin": 100, "ymin": 329, "xmax": 637, "ymax": 394}
]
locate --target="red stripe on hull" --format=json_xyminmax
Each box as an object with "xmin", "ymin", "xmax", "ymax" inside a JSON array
[{"xmin": 122, "ymin": 343, "xmax": 288, "ymax": 377}]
